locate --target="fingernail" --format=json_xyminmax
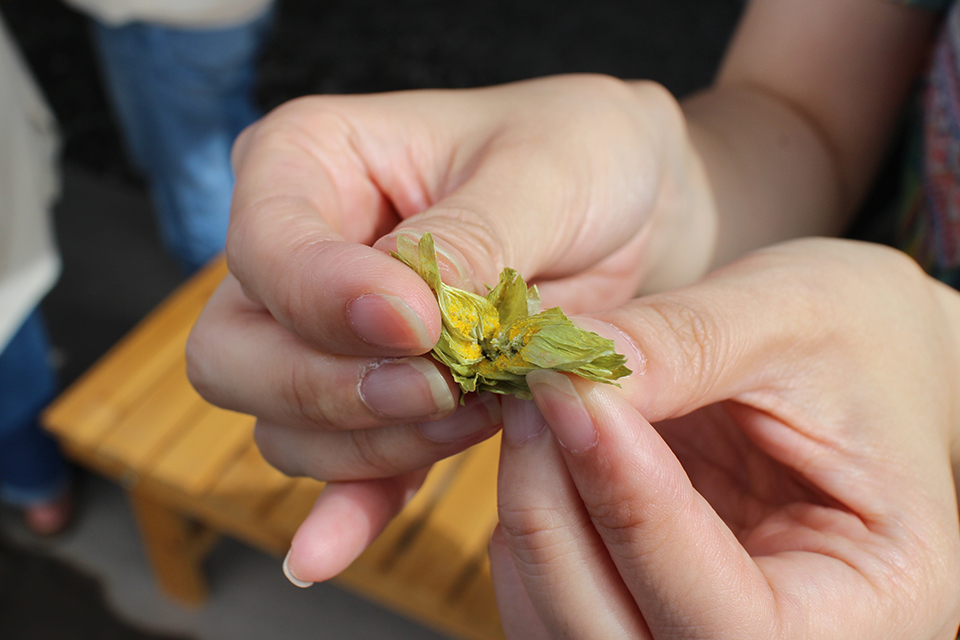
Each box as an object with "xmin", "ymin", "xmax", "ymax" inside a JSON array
[
  {"xmin": 526, "ymin": 370, "xmax": 597, "ymax": 453},
  {"xmin": 283, "ymin": 549, "xmax": 313, "ymax": 588},
  {"xmin": 348, "ymin": 293, "xmax": 433, "ymax": 351},
  {"xmin": 360, "ymin": 357, "xmax": 457, "ymax": 419},
  {"xmin": 418, "ymin": 392, "xmax": 502, "ymax": 442},
  {"xmin": 379, "ymin": 230, "xmax": 470, "ymax": 288},
  {"xmin": 500, "ymin": 395, "xmax": 547, "ymax": 445}
]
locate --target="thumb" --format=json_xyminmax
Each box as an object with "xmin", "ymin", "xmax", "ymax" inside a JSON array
[{"xmin": 591, "ymin": 241, "xmax": 846, "ymax": 424}]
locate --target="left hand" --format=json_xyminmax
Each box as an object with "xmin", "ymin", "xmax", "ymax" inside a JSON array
[
  {"xmin": 188, "ymin": 75, "xmax": 718, "ymax": 583},
  {"xmin": 492, "ymin": 238, "xmax": 960, "ymax": 639}
]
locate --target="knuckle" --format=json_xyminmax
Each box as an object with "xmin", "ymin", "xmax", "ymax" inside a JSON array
[
  {"xmin": 644, "ymin": 296, "xmax": 723, "ymax": 399},
  {"xmin": 281, "ymin": 357, "xmax": 334, "ymax": 427},
  {"xmin": 497, "ymin": 505, "xmax": 583, "ymax": 577},
  {"xmin": 184, "ymin": 324, "xmax": 221, "ymax": 407},
  {"xmin": 585, "ymin": 474, "xmax": 685, "ymax": 551},
  {"xmin": 585, "ymin": 492, "xmax": 646, "ymax": 544},
  {"xmin": 252, "ymin": 422, "xmax": 300, "ymax": 478},
  {"xmin": 254, "ymin": 95, "xmax": 352, "ymax": 142},
  {"xmin": 347, "ymin": 428, "xmax": 401, "ymax": 478},
  {"xmin": 871, "ymin": 244, "xmax": 935, "ymax": 299},
  {"xmin": 496, "ymin": 502, "xmax": 557, "ymax": 545}
]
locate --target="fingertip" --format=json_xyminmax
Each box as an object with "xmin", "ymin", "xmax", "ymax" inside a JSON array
[
  {"xmin": 282, "ymin": 549, "xmax": 314, "ymax": 588},
  {"xmin": 417, "ymin": 392, "xmax": 501, "ymax": 443},
  {"xmin": 570, "ymin": 315, "xmax": 646, "ymax": 385},
  {"xmin": 347, "ymin": 292, "xmax": 436, "ymax": 351},
  {"xmin": 283, "ymin": 473, "xmax": 429, "ymax": 584},
  {"xmin": 277, "ymin": 241, "xmax": 442, "ymax": 355},
  {"xmin": 283, "ymin": 482, "xmax": 382, "ymax": 584},
  {"xmin": 526, "ymin": 370, "xmax": 598, "ymax": 453},
  {"xmin": 284, "ymin": 497, "xmax": 358, "ymax": 585},
  {"xmin": 500, "ymin": 395, "xmax": 547, "ymax": 447},
  {"xmin": 323, "ymin": 242, "xmax": 443, "ymax": 351}
]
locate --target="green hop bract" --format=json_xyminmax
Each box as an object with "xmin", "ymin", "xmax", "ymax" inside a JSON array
[{"xmin": 392, "ymin": 233, "xmax": 631, "ymax": 400}]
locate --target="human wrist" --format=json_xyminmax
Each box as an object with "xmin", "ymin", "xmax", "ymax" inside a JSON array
[
  {"xmin": 627, "ymin": 80, "xmax": 719, "ymax": 294},
  {"xmin": 933, "ymin": 284, "xmax": 960, "ymax": 500}
]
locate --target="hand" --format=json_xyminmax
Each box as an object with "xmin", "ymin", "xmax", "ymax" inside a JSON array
[
  {"xmin": 184, "ymin": 0, "xmax": 945, "ymax": 597},
  {"xmin": 492, "ymin": 238, "xmax": 960, "ymax": 639},
  {"xmin": 186, "ymin": 74, "xmax": 717, "ymax": 581}
]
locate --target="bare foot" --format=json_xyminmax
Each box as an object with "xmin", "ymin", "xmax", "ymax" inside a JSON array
[{"xmin": 23, "ymin": 492, "xmax": 74, "ymax": 536}]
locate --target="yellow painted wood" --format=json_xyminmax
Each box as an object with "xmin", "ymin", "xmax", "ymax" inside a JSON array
[
  {"xmin": 49, "ymin": 328, "xmax": 193, "ymax": 446},
  {"xmin": 389, "ymin": 435, "xmax": 501, "ymax": 594},
  {"xmin": 95, "ymin": 360, "xmax": 207, "ymax": 474},
  {"xmin": 43, "ymin": 257, "xmax": 228, "ymax": 445},
  {"xmin": 148, "ymin": 407, "xmax": 255, "ymax": 496},
  {"xmin": 261, "ymin": 477, "xmax": 324, "ymax": 542},
  {"xmin": 204, "ymin": 442, "xmax": 294, "ymax": 520},
  {"xmin": 128, "ymin": 487, "xmax": 216, "ymax": 606},
  {"xmin": 450, "ymin": 558, "xmax": 504, "ymax": 640},
  {"xmin": 132, "ymin": 473, "xmax": 293, "ymax": 556},
  {"xmin": 40, "ymin": 254, "xmax": 508, "ymax": 640}
]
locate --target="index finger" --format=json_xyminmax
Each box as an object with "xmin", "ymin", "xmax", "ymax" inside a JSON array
[{"xmin": 227, "ymin": 97, "xmax": 443, "ymax": 356}]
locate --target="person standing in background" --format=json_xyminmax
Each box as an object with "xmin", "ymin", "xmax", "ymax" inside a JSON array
[
  {"xmin": 0, "ymin": 13, "xmax": 72, "ymax": 536},
  {"xmin": 62, "ymin": 0, "xmax": 275, "ymax": 273}
]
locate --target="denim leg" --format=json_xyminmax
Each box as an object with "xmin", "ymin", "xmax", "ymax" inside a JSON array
[
  {"xmin": 90, "ymin": 8, "xmax": 275, "ymax": 273},
  {"xmin": 0, "ymin": 308, "xmax": 69, "ymax": 507}
]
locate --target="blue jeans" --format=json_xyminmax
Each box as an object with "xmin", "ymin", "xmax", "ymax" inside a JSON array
[
  {"xmin": 0, "ymin": 308, "xmax": 69, "ymax": 506},
  {"xmin": 91, "ymin": 8, "xmax": 275, "ymax": 273}
]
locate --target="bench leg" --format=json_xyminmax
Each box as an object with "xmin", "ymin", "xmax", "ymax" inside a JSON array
[{"xmin": 127, "ymin": 488, "xmax": 220, "ymax": 606}]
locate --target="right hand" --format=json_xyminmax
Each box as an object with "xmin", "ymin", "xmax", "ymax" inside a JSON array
[{"xmin": 492, "ymin": 238, "xmax": 960, "ymax": 639}]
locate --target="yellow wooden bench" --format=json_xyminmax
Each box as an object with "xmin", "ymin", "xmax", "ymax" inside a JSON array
[{"xmin": 41, "ymin": 256, "xmax": 504, "ymax": 640}]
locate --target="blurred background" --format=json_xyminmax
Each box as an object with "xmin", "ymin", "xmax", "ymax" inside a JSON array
[{"xmin": 0, "ymin": 0, "xmax": 743, "ymax": 638}]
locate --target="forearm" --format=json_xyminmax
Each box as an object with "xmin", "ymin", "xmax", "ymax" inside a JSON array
[
  {"xmin": 619, "ymin": 77, "xmax": 850, "ymax": 290},
  {"xmin": 931, "ymin": 278, "xmax": 960, "ymax": 510},
  {"xmin": 679, "ymin": 0, "xmax": 937, "ymax": 270},
  {"xmin": 682, "ymin": 85, "xmax": 853, "ymax": 268}
]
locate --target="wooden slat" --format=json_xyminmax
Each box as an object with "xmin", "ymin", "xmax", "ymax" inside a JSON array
[
  {"xmin": 94, "ymin": 360, "xmax": 208, "ymax": 476},
  {"xmin": 388, "ymin": 434, "xmax": 501, "ymax": 595},
  {"xmin": 347, "ymin": 448, "xmax": 471, "ymax": 573},
  {"xmin": 204, "ymin": 442, "xmax": 295, "ymax": 520},
  {"xmin": 148, "ymin": 407, "xmax": 255, "ymax": 496},
  {"xmin": 261, "ymin": 477, "xmax": 324, "ymax": 543},
  {"xmin": 43, "ymin": 257, "xmax": 227, "ymax": 445},
  {"xmin": 448, "ymin": 558, "xmax": 503, "ymax": 640}
]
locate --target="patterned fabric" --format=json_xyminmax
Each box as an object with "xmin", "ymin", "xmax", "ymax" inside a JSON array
[
  {"xmin": 896, "ymin": 0, "xmax": 960, "ymax": 287},
  {"xmin": 891, "ymin": 11, "xmax": 957, "ymax": 640}
]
